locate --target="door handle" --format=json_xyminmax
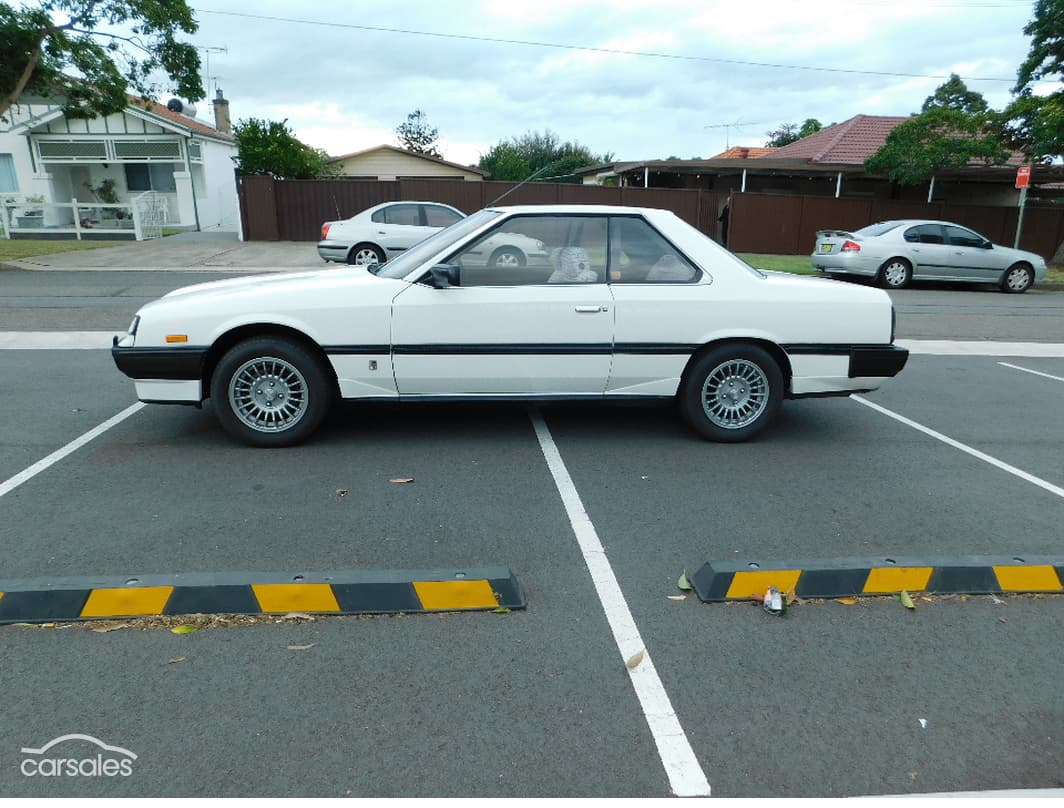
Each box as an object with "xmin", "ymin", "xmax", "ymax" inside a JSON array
[{"xmin": 575, "ymin": 305, "xmax": 607, "ymax": 313}]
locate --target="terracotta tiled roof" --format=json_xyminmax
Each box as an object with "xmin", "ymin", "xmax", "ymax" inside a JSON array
[
  {"xmin": 768, "ymin": 115, "xmax": 909, "ymax": 164},
  {"xmin": 127, "ymin": 96, "xmax": 234, "ymax": 141},
  {"xmin": 710, "ymin": 146, "xmax": 777, "ymax": 159}
]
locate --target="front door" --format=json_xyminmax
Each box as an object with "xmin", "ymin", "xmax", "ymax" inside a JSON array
[{"xmin": 390, "ymin": 214, "xmax": 614, "ymax": 395}]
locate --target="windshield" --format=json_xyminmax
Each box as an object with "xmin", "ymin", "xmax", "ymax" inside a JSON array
[
  {"xmin": 855, "ymin": 222, "xmax": 901, "ymax": 237},
  {"xmin": 374, "ymin": 209, "xmax": 504, "ymax": 279}
]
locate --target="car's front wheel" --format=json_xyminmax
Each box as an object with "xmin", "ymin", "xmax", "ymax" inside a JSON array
[
  {"xmin": 1001, "ymin": 263, "xmax": 1033, "ymax": 294},
  {"xmin": 679, "ymin": 344, "xmax": 783, "ymax": 442},
  {"xmin": 210, "ymin": 337, "xmax": 334, "ymax": 447},
  {"xmin": 348, "ymin": 243, "xmax": 386, "ymax": 266},
  {"xmin": 878, "ymin": 258, "xmax": 912, "ymax": 289}
]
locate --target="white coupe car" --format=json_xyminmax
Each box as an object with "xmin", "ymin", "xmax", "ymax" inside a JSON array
[{"xmin": 114, "ymin": 205, "xmax": 908, "ymax": 447}]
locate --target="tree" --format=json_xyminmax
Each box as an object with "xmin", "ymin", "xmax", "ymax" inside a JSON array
[
  {"xmin": 1001, "ymin": 0, "xmax": 1064, "ymax": 162},
  {"xmin": 232, "ymin": 118, "xmax": 336, "ymax": 180},
  {"xmin": 765, "ymin": 118, "xmax": 823, "ymax": 148},
  {"xmin": 396, "ymin": 109, "xmax": 441, "ymax": 158},
  {"xmin": 0, "ymin": 1, "xmax": 201, "ymax": 123},
  {"xmin": 478, "ymin": 130, "xmax": 611, "ymax": 182},
  {"xmin": 921, "ymin": 73, "xmax": 988, "ymax": 115},
  {"xmin": 865, "ymin": 77, "xmax": 1008, "ymax": 185}
]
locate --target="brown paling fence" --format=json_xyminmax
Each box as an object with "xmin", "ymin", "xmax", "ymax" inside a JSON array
[
  {"xmin": 728, "ymin": 192, "xmax": 1064, "ymax": 259},
  {"xmin": 239, "ymin": 175, "xmax": 718, "ymax": 243},
  {"xmin": 238, "ymin": 176, "xmax": 1063, "ymax": 260}
]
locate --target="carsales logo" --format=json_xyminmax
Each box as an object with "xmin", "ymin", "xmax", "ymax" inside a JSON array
[{"xmin": 20, "ymin": 734, "xmax": 136, "ymax": 777}]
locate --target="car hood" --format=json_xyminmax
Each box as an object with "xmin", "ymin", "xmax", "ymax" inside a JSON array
[{"xmin": 160, "ymin": 268, "xmax": 355, "ymax": 299}]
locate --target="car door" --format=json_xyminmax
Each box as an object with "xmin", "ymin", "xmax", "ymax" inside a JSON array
[
  {"xmin": 901, "ymin": 224, "xmax": 954, "ymax": 279},
  {"xmin": 390, "ymin": 214, "xmax": 614, "ymax": 395},
  {"xmin": 372, "ymin": 203, "xmax": 438, "ymax": 255},
  {"xmin": 942, "ymin": 224, "xmax": 1005, "ymax": 282}
]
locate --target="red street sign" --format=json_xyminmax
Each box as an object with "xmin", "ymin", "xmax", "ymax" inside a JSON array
[{"xmin": 1016, "ymin": 166, "xmax": 1031, "ymax": 189}]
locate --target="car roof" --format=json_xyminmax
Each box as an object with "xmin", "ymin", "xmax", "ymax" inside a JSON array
[
  {"xmin": 866, "ymin": 219, "xmax": 979, "ymax": 228},
  {"xmin": 488, "ymin": 204, "xmax": 660, "ymax": 215}
]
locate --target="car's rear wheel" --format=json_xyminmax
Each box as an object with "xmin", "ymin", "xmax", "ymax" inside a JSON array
[
  {"xmin": 210, "ymin": 337, "xmax": 333, "ymax": 447},
  {"xmin": 348, "ymin": 243, "xmax": 385, "ymax": 266},
  {"xmin": 1001, "ymin": 263, "xmax": 1033, "ymax": 294},
  {"xmin": 488, "ymin": 247, "xmax": 525, "ymax": 269},
  {"xmin": 878, "ymin": 258, "xmax": 912, "ymax": 289},
  {"xmin": 679, "ymin": 344, "xmax": 783, "ymax": 442}
]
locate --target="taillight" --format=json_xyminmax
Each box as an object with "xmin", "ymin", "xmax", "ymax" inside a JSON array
[
  {"xmin": 841, "ymin": 240, "xmax": 860, "ymax": 252},
  {"xmin": 321, "ymin": 223, "xmax": 331, "ymax": 239}
]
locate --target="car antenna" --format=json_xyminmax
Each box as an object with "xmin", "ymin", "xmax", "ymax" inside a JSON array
[{"xmin": 486, "ymin": 161, "xmax": 559, "ymax": 207}]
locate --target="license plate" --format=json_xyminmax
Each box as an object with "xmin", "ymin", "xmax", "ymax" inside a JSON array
[{"xmin": 819, "ymin": 243, "xmax": 833, "ymax": 253}]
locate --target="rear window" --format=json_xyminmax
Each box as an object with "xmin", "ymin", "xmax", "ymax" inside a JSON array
[{"xmin": 855, "ymin": 222, "xmax": 901, "ymax": 237}]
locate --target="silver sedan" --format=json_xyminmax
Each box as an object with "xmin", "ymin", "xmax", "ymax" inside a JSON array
[{"xmin": 812, "ymin": 220, "xmax": 1047, "ymax": 293}]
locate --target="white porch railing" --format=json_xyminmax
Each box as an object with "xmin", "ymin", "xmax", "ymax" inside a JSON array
[{"xmin": 0, "ymin": 196, "xmax": 169, "ymax": 240}]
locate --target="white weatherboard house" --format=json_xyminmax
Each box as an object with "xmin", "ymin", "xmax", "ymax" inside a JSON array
[{"xmin": 0, "ymin": 90, "xmax": 239, "ymax": 239}]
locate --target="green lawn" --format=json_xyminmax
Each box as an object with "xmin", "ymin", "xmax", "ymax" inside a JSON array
[{"xmin": 0, "ymin": 239, "xmax": 127, "ymax": 262}]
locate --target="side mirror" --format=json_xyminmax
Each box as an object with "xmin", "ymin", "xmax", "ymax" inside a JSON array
[
  {"xmin": 429, "ymin": 263, "xmax": 461, "ymax": 288},
  {"xmin": 981, "ymin": 240, "xmax": 993, "ymax": 250}
]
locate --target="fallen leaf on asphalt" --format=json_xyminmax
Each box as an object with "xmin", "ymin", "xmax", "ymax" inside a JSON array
[
  {"xmin": 919, "ymin": 595, "xmax": 935, "ymax": 603},
  {"xmin": 836, "ymin": 596, "xmax": 860, "ymax": 605},
  {"xmin": 908, "ymin": 772, "xmax": 919, "ymax": 781},
  {"xmin": 91, "ymin": 624, "xmax": 130, "ymax": 633},
  {"xmin": 287, "ymin": 644, "xmax": 316, "ymax": 651},
  {"xmin": 990, "ymin": 594, "xmax": 1005, "ymax": 605},
  {"xmin": 900, "ymin": 590, "xmax": 915, "ymax": 610},
  {"xmin": 667, "ymin": 595, "xmax": 686, "ymax": 601},
  {"xmin": 40, "ymin": 623, "xmax": 55, "ymax": 629},
  {"xmin": 167, "ymin": 656, "xmax": 186, "ymax": 664},
  {"xmin": 170, "ymin": 625, "xmax": 198, "ymax": 635},
  {"xmin": 491, "ymin": 607, "xmax": 511, "ymax": 614},
  {"xmin": 998, "ymin": 616, "xmax": 1008, "ymax": 623},
  {"xmin": 785, "ymin": 590, "xmax": 797, "ymax": 606},
  {"xmin": 626, "ymin": 649, "xmax": 645, "ymax": 669},
  {"xmin": 677, "ymin": 571, "xmax": 692, "ymax": 591},
  {"xmin": 336, "ymin": 489, "xmax": 348, "ymax": 497},
  {"xmin": 281, "ymin": 612, "xmax": 316, "ymax": 621},
  {"xmin": 389, "ymin": 477, "xmax": 415, "ymax": 484}
]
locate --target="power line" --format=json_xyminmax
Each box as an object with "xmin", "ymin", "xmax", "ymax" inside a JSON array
[{"xmin": 193, "ymin": 7, "xmax": 1017, "ymax": 83}]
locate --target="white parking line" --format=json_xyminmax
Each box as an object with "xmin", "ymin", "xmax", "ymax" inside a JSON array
[
  {"xmin": 0, "ymin": 403, "xmax": 145, "ymax": 499},
  {"xmin": 998, "ymin": 362, "xmax": 1064, "ymax": 384},
  {"xmin": 529, "ymin": 408, "xmax": 711, "ymax": 798},
  {"xmin": 852, "ymin": 396, "xmax": 1064, "ymax": 501},
  {"xmin": 0, "ymin": 332, "xmax": 116, "ymax": 349},
  {"xmin": 897, "ymin": 340, "xmax": 1064, "ymax": 357}
]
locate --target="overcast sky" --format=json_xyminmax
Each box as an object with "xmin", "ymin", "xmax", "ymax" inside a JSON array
[{"xmin": 175, "ymin": 0, "xmax": 1042, "ymax": 166}]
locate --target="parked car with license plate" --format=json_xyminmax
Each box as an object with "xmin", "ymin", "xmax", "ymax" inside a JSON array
[
  {"xmin": 318, "ymin": 200, "xmax": 547, "ymax": 269},
  {"xmin": 812, "ymin": 219, "xmax": 1047, "ymax": 292},
  {"xmin": 114, "ymin": 204, "xmax": 908, "ymax": 447}
]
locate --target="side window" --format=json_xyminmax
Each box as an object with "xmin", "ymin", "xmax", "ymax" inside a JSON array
[
  {"xmin": 0, "ymin": 154, "xmax": 19, "ymax": 193},
  {"xmin": 384, "ymin": 204, "xmax": 420, "ymax": 226},
  {"xmin": 447, "ymin": 215, "xmax": 607, "ymax": 287},
  {"xmin": 904, "ymin": 224, "xmax": 943, "ymax": 244},
  {"xmin": 423, "ymin": 205, "xmax": 463, "ymax": 227},
  {"xmin": 608, "ymin": 217, "xmax": 698, "ymax": 283},
  {"xmin": 371, "ymin": 209, "xmax": 386, "ymax": 223},
  {"xmin": 944, "ymin": 225, "xmax": 984, "ymax": 247}
]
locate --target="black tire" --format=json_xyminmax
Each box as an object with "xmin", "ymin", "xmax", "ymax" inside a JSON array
[
  {"xmin": 488, "ymin": 247, "xmax": 526, "ymax": 269},
  {"xmin": 878, "ymin": 258, "xmax": 912, "ymax": 289},
  {"xmin": 347, "ymin": 243, "xmax": 386, "ymax": 266},
  {"xmin": 679, "ymin": 344, "xmax": 783, "ymax": 442},
  {"xmin": 1001, "ymin": 263, "xmax": 1033, "ymax": 294},
  {"xmin": 210, "ymin": 337, "xmax": 334, "ymax": 447}
]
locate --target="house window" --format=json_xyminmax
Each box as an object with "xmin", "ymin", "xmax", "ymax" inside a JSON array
[
  {"xmin": 125, "ymin": 163, "xmax": 177, "ymax": 193},
  {"xmin": 0, "ymin": 154, "xmax": 17, "ymax": 193}
]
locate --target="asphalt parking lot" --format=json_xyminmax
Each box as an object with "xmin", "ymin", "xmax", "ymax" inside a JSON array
[{"xmin": 1, "ymin": 268, "xmax": 1062, "ymax": 797}]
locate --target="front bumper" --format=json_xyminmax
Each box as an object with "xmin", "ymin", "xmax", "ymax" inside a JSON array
[{"xmin": 112, "ymin": 339, "xmax": 207, "ymax": 403}]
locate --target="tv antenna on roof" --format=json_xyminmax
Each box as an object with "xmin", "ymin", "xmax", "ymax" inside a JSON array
[
  {"xmin": 196, "ymin": 45, "xmax": 228, "ymax": 99},
  {"xmin": 703, "ymin": 120, "xmax": 769, "ymax": 150}
]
